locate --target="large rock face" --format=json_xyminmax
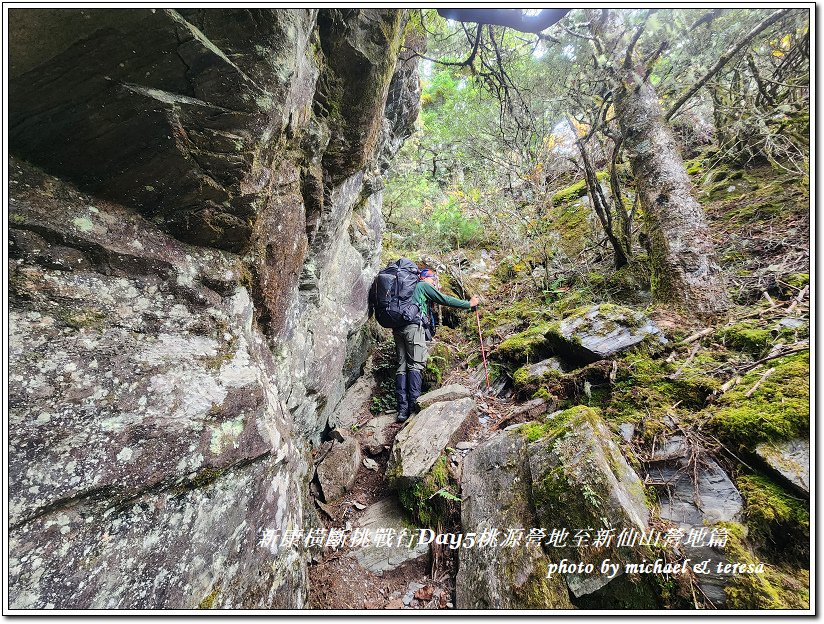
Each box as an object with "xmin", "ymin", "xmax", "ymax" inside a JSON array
[
  {"xmin": 8, "ymin": 160, "xmax": 309, "ymax": 609},
  {"xmin": 526, "ymin": 407, "xmax": 650, "ymax": 599},
  {"xmin": 8, "ymin": 8, "xmax": 419, "ymax": 610},
  {"xmin": 457, "ymin": 429, "xmax": 573, "ymax": 609}
]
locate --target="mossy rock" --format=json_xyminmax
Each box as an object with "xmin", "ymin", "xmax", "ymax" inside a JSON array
[
  {"xmin": 512, "ymin": 358, "xmax": 565, "ymax": 397},
  {"xmin": 717, "ymin": 521, "xmax": 809, "ymax": 609},
  {"xmin": 736, "ymin": 474, "xmax": 809, "ymax": 566},
  {"xmin": 707, "ymin": 352, "xmax": 809, "ymax": 448},
  {"xmin": 546, "ymin": 303, "xmax": 666, "ymax": 365},
  {"xmin": 495, "ymin": 322, "xmax": 554, "ymax": 363},
  {"xmin": 550, "ymin": 201, "xmax": 592, "ymax": 258},
  {"xmin": 524, "ymin": 405, "xmax": 653, "ymax": 599},
  {"xmin": 550, "ymin": 178, "xmax": 588, "ymax": 204}
]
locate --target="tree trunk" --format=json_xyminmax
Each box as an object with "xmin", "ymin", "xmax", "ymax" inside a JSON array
[{"xmin": 615, "ymin": 78, "xmax": 729, "ymax": 317}]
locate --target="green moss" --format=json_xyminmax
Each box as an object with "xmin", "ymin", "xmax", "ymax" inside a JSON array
[
  {"xmin": 717, "ymin": 521, "xmax": 809, "ymax": 609},
  {"xmin": 708, "ymin": 352, "xmax": 809, "ymax": 447},
  {"xmin": 424, "ymin": 355, "xmax": 446, "ymax": 386},
  {"xmin": 716, "ymin": 320, "xmax": 773, "ymax": 355},
  {"xmin": 784, "ymin": 273, "xmax": 809, "ymax": 290},
  {"xmin": 550, "ymin": 171, "xmax": 608, "ymax": 204},
  {"xmin": 738, "ymin": 475, "xmax": 808, "ymax": 528},
  {"xmin": 56, "ymin": 308, "xmax": 106, "ymax": 331},
  {"xmin": 518, "ymin": 405, "xmax": 599, "ymax": 443},
  {"xmin": 398, "ymin": 455, "xmax": 457, "ymax": 527},
  {"xmin": 604, "ymin": 352, "xmax": 721, "ymax": 434},
  {"xmin": 684, "ymin": 158, "xmax": 704, "ymax": 176},
  {"xmin": 513, "ymin": 366, "xmax": 531, "ymax": 388},
  {"xmin": 532, "ymin": 387, "xmax": 552, "ymax": 400},
  {"xmin": 496, "ymin": 322, "xmax": 552, "ymax": 363},
  {"xmin": 479, "ymin": 299, "xmax": 552, "ymax": 334},
  {"xmin": 550, "ymin": 178, "xmax": 588, "ymax": 204},
  {"xmin": 736, "ymin": 474, "xmax": 809, "ymax": 563},
  {"xmin": 552, "ymin": 202, "xmax": 591, "ymax": 258}
]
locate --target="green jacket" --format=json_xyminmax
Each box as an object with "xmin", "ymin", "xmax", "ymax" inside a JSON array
[{"xmin": 414, "ymin": 281, "xmax": 471, "ymax": 317}]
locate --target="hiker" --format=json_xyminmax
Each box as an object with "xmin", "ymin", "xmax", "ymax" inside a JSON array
[{"xmin": 369, "ymin": 259, "xmax": 479, "ymax": 423}]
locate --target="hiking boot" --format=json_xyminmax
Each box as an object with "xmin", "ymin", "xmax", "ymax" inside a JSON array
[
  {"xmin": 407, "ymin": 369, "xmax": 423, "ymax": 413},
  {"xmin": 395, "ymin": 373, "xmax": 409, "ymax": 422}
]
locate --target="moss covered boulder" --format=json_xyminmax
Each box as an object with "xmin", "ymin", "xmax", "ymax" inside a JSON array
[
  {"xmin": 524, "ymin": 406, "xmax": 650, "ymax": 599},
  {"xmin": 456, "ymin": 429, "xmax": 573, "ymax": 609},
  {"xmin": 547, "ymin": 304, "xmax": 667, "ymax": 365},
  {"xmin": 496, "ymin": 322, "xmax": 555, "ymax": 364}
]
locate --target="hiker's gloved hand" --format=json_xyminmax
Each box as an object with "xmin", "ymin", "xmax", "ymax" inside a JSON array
[{"xmin": 469, "ymin": 295, "xmax": 480, "ymax": 308}]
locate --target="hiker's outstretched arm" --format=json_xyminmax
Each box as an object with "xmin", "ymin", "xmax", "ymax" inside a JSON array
[{"xmin": 420, "ymin": 281, "xmax": 472, "ymax": 310}]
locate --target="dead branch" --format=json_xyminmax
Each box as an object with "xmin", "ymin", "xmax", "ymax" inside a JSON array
[
  {"xmin": 744, "ymin": 367, "xmax": 776, "ymax": 397},
  {"xmin": 666, "ymin": 8, "xmax": 791, "ymax": 121},
  {"xmin": 670, "ymin": 343, "xmax": 700, "ymax": 379}
]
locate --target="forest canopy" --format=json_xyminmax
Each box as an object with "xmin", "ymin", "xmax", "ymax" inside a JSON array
[{"xmin": 384, "ymin": 8, "xmax": 808, "ymax": 316}]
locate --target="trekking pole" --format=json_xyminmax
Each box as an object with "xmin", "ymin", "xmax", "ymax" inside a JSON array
[{"xmin": 475, "ymin": 308, "xmax": 491, "ymax": 393}]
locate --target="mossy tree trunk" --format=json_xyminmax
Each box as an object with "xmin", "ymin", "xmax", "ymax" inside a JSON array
[
  {"xmin": 615, "ymin": 78, "xmax": 729, "ymax": 317},
  {"xmin": 588, "ymin": 9, "xmax": 729, "ymax": 317}
]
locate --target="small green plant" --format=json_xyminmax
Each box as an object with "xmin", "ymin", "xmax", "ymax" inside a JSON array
[{"xmin": 432, "ymin": 487, "xmax": 462, "ymax": 502}]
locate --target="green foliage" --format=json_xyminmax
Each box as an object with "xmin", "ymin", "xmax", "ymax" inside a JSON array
[{"xmin": 398, "ymin": 455, "xmax": 458, "ymax": 526}]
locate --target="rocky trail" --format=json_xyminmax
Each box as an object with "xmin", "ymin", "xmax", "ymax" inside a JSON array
[
  {"xmin": 305, "ymin": 217, "xmax": 810, "ymax": 610},
  {"xmin": 306, "ymin": 368, "xmax": 503, "ymax": 610}
]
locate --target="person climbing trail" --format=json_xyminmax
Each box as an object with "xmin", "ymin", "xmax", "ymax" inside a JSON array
[{"xmin": 369, "ymin": 260, "xmax": 479, "ymax": 423}]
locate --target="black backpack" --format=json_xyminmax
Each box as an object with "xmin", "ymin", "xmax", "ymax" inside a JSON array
[{"xmin": 370, "ymin": 258, "xmax": 422, "ymax": 328}]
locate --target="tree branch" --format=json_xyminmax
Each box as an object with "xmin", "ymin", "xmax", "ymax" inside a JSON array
[
  {"xmin": 624, "ymin": 10, "xmax": 655, "ymax": 69},
  {"xmin": 665, "ymin": 8, "xmax": 790, "ymax": 121}
]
